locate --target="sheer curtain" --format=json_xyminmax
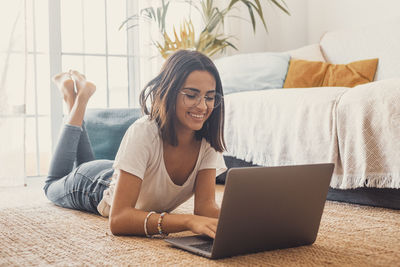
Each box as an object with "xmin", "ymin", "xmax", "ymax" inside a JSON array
[{"xmin": 0, "ymin": 0, "xmax": 27, "ymax": 186}]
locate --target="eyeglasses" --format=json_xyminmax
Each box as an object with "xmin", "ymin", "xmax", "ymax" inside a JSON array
[{"xmin": 179, "ymin": 89, "xmax": 223, "ymax": 108}]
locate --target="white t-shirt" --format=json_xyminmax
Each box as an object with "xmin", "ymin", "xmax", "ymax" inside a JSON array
[{"xmin": 97, "ymin": 116, "xmax": 227, "ymax": 217}]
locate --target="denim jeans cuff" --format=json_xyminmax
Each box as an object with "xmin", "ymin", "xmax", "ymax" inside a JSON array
[{"xmin": 65, "ymin": 124, "xmax": 83, "ymax": 131}]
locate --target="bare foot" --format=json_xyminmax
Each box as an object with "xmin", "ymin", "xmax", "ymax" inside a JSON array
[
  {"xmin": 52, "ymin": 72, "xmax": 75, "ymax": 108},
  {"xmin": 69, "ymin": 70, "xmax": 96, "ymax": 101}
]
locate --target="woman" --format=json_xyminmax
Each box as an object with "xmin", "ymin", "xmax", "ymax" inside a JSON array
[{"xmin": 44, "ymin": 50, "xmax": 227, "ymax": 239}]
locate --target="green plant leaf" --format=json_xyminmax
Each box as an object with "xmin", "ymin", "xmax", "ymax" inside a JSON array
[
  {"xmin": 242, "ymin": 1, "xmax": 257, "ymax": 32},
  {"xmin": 253, "ymin": 0, "xmax": 267, "ymax": 31},
  {"xmin": 270, "ymin": 0, "xmax": 290, "ymax": 15},
  {"xmin": 123, "ymin": 0, "xmax": 290, "ymax": 58},
  {"xmin": 228, "ymin": 0, "xmax": 241, "ymax": 10}
]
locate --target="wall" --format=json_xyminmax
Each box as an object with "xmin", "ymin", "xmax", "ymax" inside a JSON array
[
  {"xmin": 307, "ymin": 0, "xmax": 400, "ymax": 43},
  {"xmin": 226, "ymin": 0, "xmax": 400, "ymax": 55},
  {"xmin": 224, "ymin": 0, "xmax": 307, "ymax": 55}
]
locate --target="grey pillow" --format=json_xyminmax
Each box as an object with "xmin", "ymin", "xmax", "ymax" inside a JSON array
[{"xmin": 213, "ymin": 52, "xmax": 290, "ymax": 95}]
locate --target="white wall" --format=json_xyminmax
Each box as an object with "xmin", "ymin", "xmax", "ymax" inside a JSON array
[
  {"xmin": 225, "ymin": 0, "xmax": 308, "ymax": 55},
  {"xmin": 227, "ymin": 0, "xmax": 400, "ymax": 54},
  {"xmin": 307, "ymin": 0, "xmax": 400, "ymax": 44}
]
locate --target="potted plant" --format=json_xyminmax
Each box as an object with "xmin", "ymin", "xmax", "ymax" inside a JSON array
[{"xmin": 121, "ymin": 0, "xmax": 289, "ymax": 58}]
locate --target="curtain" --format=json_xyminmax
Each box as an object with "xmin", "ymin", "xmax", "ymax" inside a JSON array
[{"xmin": 0, "ymin": 0, "xmax": 27, "ymax": 187}]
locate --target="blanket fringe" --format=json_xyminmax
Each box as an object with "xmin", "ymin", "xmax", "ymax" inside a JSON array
[
  {"xmin": 224, "ymin": 152, "xmax": 400, "ymax": 190},
  {"xmin": 331, "ymin": 173, "xmax": 400, "ymax": 189}
]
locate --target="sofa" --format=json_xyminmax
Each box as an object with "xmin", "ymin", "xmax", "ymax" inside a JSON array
[
  {"xmin": 85, "ymin": 17, "xmax": 400, "ymax": 209},
  {"xmin": 214, "ymin": 17, "xmax": 400, "ymax": 209}
]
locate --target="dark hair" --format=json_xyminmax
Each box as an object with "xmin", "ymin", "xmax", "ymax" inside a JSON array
[{"xmin": 140, "ymin": 50, "xmax": 226, "ymax": 152}]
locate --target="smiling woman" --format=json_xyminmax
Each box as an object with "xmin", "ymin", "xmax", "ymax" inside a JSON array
[
  {"xmin": 175, "ymin": 71, "xmax": 217, "ymax": 132},
  {"xmin": 43, "ymin": 50, "xmax": 227, "ymax": 240},
  {"xmin": 139, "ymin": 50, "xmax": 225, "ymax": 151}
]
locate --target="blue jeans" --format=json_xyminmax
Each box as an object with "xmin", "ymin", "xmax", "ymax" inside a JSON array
[{"xmin": 43, "ymin": 122, "xmax": 114, "ymax": 215}]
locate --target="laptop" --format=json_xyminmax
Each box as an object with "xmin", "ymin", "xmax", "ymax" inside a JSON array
[{"xmin": 164, "ymin": 163, "xmax": 334, "ymax": 259}]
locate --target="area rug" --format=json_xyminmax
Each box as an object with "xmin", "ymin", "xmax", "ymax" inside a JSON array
[{"xmin": 1, "ymin": 189, "xmax": 399, "ymax": 266}]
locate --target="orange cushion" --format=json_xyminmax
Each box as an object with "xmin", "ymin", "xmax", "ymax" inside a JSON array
[{"xmin": 283, "ymin": 58, "xmax": 378, "ymax": 88}]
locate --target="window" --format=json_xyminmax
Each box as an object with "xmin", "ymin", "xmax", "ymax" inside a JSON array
[
  {"xmin": 0, "ymin": 0, "xmax": 50, "ymax": 185},
  {"xmin": 0, "ymin": 0, "xmax": 152, "ymax": 183},
  {"xmin": 1, "ymin": 0, "xmax": 195, "ymax": 184},
  {"xmin": 49, "ymin": 0, "xmax": 141, "ymax": 178},
  {"xmin": 59, "ymin": 0, "xmax": 131, "ymax": 109}
]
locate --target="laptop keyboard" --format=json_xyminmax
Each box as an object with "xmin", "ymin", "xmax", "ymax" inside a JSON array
[{"xmin": 190, "ymin": 242, "xmax": 213, "ymax": 253}]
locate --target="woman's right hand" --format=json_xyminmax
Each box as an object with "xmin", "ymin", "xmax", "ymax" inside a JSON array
[{"xmin": 186, "ymin": 215, "xmax": 218, "ymax": 239}]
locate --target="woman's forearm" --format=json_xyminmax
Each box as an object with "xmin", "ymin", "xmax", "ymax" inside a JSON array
[
  {"xmin": 194, "ymin": 202, "xmax": 220, "ymax": 218},
  {"xmin": 150, "ymin": 213, "xmax": 191, "ymax": 235},
  {"xmin": 109, "ymin": 208, "xmax": 191, "ymax": 236}
]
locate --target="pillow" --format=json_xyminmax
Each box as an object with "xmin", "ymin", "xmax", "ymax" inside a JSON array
[
  {"xmin": 214, "ymin": 52, "xmax": 290, "ymax": 95},
  {"xmin": 287, "ymin": 44, "xmax": 326, "ymax": 62},
  {"xmin": 84, "ymin": 108, "xmax": 143, "ymax": 160},
  {"xmin": 283, "ymin": 58, "xmax": 378, "ymax": 88}
]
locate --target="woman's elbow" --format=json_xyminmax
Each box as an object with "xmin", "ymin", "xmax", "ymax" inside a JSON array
[
  {"xmin": 109, "ymin": 215, "xmax": 122, "ymax": 235},
  {"xmin": 109, "ymin": 209, "xmax": 128, "ymax": 235},
  {"xmin": 108, "ymin": 208, "xmax": 141, "ymax": 236}
]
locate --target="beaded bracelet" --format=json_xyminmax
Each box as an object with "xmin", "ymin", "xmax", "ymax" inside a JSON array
[
  {"xmin": 144, "ymin": 211, "xmax": 156, "ymax": 238},
  {"xmin": 157, "ymin": 212, "xmax": 169, "ymax": 238}
]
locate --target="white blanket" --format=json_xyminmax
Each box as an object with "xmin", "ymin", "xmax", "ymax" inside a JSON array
[
  {"xmin": 334, "ymin": 79, "xmax": 400, "ymax": 188},
  {"xmin": 223, "ymin": 79, "xmax": 400, "ymax": 189}
]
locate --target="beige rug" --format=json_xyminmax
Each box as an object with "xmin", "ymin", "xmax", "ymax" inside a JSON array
[{"xmin": 1, "ymin": 186, "xmax": 399, "ymax": 266}]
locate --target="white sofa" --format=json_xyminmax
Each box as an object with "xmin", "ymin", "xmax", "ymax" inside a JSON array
[{"xmin": 218, "ymin": 18, "xmax": 400, "ymax": 208}]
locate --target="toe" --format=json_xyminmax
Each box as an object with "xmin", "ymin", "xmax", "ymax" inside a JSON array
[
  {"xmin": 52, "ymin": 72, "xmax": 70, "ymax": 83},
  {"xmin": 71, "ymin": 70, "xmax": 86, "ymax": 80},
  {"xmin": 52, "ymin": 72, "xmax": 63, "ymax": 82}
]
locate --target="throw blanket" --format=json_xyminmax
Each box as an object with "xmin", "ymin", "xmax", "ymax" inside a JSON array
[
  {"xmin": 334, "ymin": 79, "xmax": 400, "ymax": 188},
  {"xmin": 223, "ymin": 79, "xmax": 400, "ymax": 189}
]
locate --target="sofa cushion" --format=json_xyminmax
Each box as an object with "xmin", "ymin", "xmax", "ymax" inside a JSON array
[
  {"xmin": 320, "ymin": 17, "xmax": 400, "ymax": 81},
  {"xmin": 283, "ymin": 58, "xmax": 378, "ymax": 88},
  {"xmin": 287, "ymin": 44, "xmax": 326, "ymax": 62},
  {"xmin": 214, "ymin": 52, "xmax": 290, "ymax": 95},
  {"xmin": 84, "ymin": 108, "xmax": 143, "ymax": 160}
]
